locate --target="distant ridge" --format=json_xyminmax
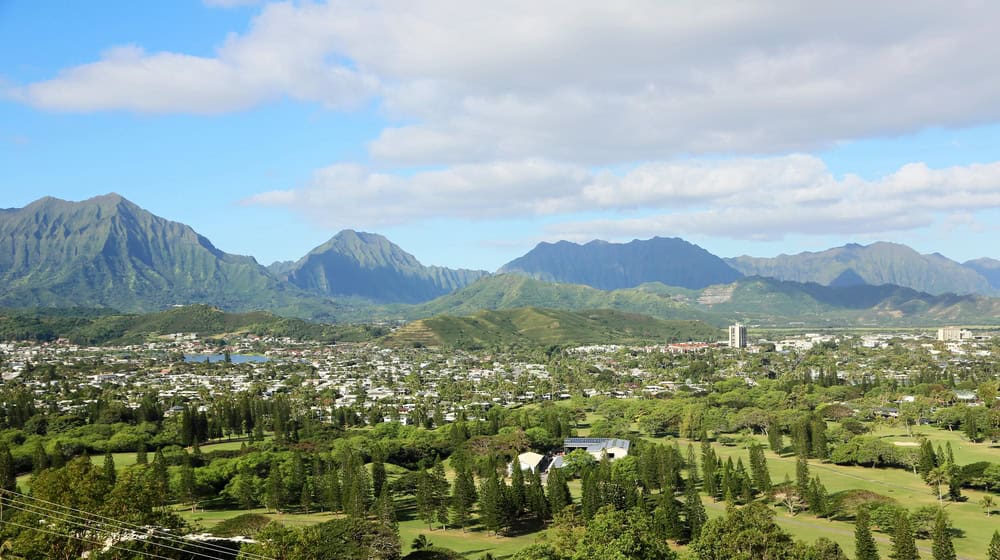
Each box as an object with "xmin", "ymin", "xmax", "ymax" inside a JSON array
[
  {"xmin": 726, "ymin": 242, "xmax": 994, "ymax": 295},
  {"xmin": 963, "ymin": 258, "xmax": 1000, "ymax": 291},
  {"xmin": 499, "ymin": 237, "xmax": 743, "ymax": 290}
]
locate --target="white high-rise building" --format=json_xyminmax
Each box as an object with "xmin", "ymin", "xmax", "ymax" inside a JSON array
[
  {"xmin": 937, "ymin": 326, "xmax": 972, "ymax": 342},
  {"xmin": 729, "ymin": 323, "xmax": 748, "ymax": 348}
]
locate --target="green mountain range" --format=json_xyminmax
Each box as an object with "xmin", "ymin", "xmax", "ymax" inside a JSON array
[
  {"xmin": 276, "ymin": 230, "xmax": 488, "ymax": 304},
  {"xmin": 407, "ymin": 274, "xmax": 1000, "ymax": 327},
  {"xmin": 499, "ymin": 237, "xmax": 743, "ymax": 290},
  {"xmin": 0, "ymin": 195, "xmax": 997, "ymax": 328},
  {"xmin": 385, "ymin": 307, "xmax": 722, "ymax": 349},
  {"xmin": 726, "ymin": 242, "xmax": 994, "ymax": 295}
]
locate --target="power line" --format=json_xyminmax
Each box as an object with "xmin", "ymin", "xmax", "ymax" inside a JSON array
[
  {"xmin": 0, "ymin": 489, "xmax": 273, "ymax": 560},
  {"xmin": 0, "ymin": 518, "xmax": 181, "ymax": 560},
  {"xmin": 0, "ymin": 498, "xmax": 238, "ymax": 560}
]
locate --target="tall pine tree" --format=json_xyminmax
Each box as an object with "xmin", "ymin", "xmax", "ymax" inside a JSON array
[
  {"xmin": 890, "ymin": 511, "xmax": 919, "ymax": 560},
  {"xmin": 684, "ymin": 476, "xmax": 707, "ymax": 542},
  {"xmin": 855, "ymin": 508, "xmax": 880, "ymax": 560},
  {"xmin": 931, "ymin": 510, "xmax": 956, "ymax": 560},
  {"xmin": 989, "ymin": 530, "xmax": 1000, "ymax": 560}
]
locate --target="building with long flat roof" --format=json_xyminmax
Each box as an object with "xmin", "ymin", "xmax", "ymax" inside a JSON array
[{"xmin": 563, "ymin": 438, "xmax": 630, "ymax": 461}]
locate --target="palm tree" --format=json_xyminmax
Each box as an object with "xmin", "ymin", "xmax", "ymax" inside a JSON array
[
  {"xmin": 982, "ymin": 495, "xmax": 995, "ymax": 517},
  {"xmin": 926, "ymin": 466, "xmax": 949, "ymax": 502},
  {"xmin": 411, "ymin": 534, "xmax": 432, "ymax": 551}
]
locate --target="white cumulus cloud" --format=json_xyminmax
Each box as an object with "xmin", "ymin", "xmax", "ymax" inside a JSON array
[
  {"xmin": 12, "ymin": 1, "xmax": 1000, "ymax": 159},
  {"xmin": 244, "ymin": 156, "xmax": 1000, "ymax": 242}
]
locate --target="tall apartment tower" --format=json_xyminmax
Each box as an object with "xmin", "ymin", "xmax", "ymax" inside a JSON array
[{"xmin": 729, "ymin": 323, "xmax": 748, "ymax": 348}]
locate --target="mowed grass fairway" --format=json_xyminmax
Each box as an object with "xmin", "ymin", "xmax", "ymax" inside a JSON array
[{"xmin": 661, "ymin": 430, "xmax": 998, "ymax": 560}]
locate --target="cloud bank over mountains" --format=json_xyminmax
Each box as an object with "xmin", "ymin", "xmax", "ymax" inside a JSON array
[
  {"xmin": 13, "ymin": 1, "xmax": 1000, "ymax": 245},
  {"xmin": 247, "ymin": 156, "xmax": 1000, "ymax": 242}
]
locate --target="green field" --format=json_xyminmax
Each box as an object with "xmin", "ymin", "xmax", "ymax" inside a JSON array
[{"xmin": 664, "ymin": 432, "xmax": 998, "ymax": 560}]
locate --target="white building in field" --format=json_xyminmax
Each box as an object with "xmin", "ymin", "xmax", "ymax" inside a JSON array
[
  {"xmin": 937, "ymin": 327, "xmax": 972, "ymax": 342},
  {"xmin": 729, "ymin": 323, "xmax": 748, "ymax": 348}
]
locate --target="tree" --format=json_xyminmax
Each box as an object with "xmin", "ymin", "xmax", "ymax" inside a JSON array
[
  {"xmin": 525, "ymin": 467, "xmax": 549, "ymax": 521},
  {"xmin": 690, "ymin": 501, "xmax": 794, "ymax": 560},
  {"xmin": 890, "ymin": 511, "xmax": 919, "ymax": 560},
  {"xmin": 926, "ymin": 466, "xmax": 949, "ymax": 503},
  {"xmin": 574, "ymin": 506, "xmax": 677, "ymax": 560},
  {"xmin": 653, "ymin": 493, "xmax": 684, "ymax": 542},
  {"xmin": 372, "ymin": 459, "xmax": 387, "ymax": 499},
  {"xmin": 510, "ymin": 463, "xmax": 527, "ymax": 516},
  {"xmin": 796, "ymin": 455, "xmax": 810, "ymax": 504},
  {"xmin": 990, "ymin": 530, "xmax": 1000, "ymax": 560},
  {"xmin": 265, "ymin": 463, "xmax": 285, "ymax": 513},
  {"xmin": 478, "ymin": 472, "xmax": 505, "ymax": 535},
  {"xmin": 151, "ymin": 448, "xmax": 170, "ymax": 508},
  {"xmin": 855, "ymin": 509, "xmax": 880, "ymax": 560},
  {"xmin": 808, "ymin": 476, "xmax": 829, "ymax": 517},
  {"xmin": 797, "ymin": 537, "xmax": 848, "ymax": 560},
  {"xmin": 931, "ymin": 509, "xmax": 956, "ymax": 560},
  {"xmin": 234, "ymin": 463, "xmax": 257, "ymax": 510},
  {"xmin": 683, "ymin": 476, "xmax": 707, "ymax": 542},
  {"xmin": 450, "ymin": 464, "xmax": 477, "ymax": 531},
  {"xmin": 411, "ymin": 534, "xmax": 432, "ymax": 551},
  {"xmin": 546, "ymin": 467, "xmax": 571, "ymax": 514},
  {"xmin": 31, "ymin": 441, "xmax": 48, "ymax": 476},
  {"xmin": 748, "ymin": 444, "xmax": 772, "ymax": 498},
  {"xmin": 180, "ymin": 451, "xmax": 196, "ymax": 511},
  {"xmin": 101, "ymin": 450, "xmax": 123, "ymax": 493},
  {"xmin": 768, "ymin": 428, "xmax": 784, "ymax": 454},
  {"xmin": 135, "ymin": 443, "xmax": 148, "ymax": 465},
  {"xmin": 982, "ymin": 494, "xmax": 995, "ymax": 517},
  {"xmin": 0, "ymin": 443, "xmax": 16, "ymax": 492},
  {"xmin": 415, "ymin": 468, "xmax": 437, "ymax": 529}
]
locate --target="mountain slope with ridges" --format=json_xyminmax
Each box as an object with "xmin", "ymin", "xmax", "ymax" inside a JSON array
[
  {"xmin": 279, "ymin": 230, "xmax": 488, "ymax": 303},
  {"xmin": 726, "ymin": 242, "xmax": 993, "ymax": 295},
  {"xmin": 498, "ymin": 237, "xmax": 743, "ymax": 290},
  {"xmin": 0, "ymin": 194, "xmax": 304, "ymax": 311}
]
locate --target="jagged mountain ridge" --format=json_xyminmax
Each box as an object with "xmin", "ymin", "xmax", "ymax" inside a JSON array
[
  {"xmin": 0, "ymin": 194, "xmax": 299, "ymax": 311},
  {"xmin": 726, "ymin": 242, "xmax": 994, "ymax": 295},
  {"xmin": 499, "ymin": 237, "xmax": 743, "ymax": 290},
  {"xmin": 0, "ymin": 194, "xmax": 997, "ymax": 326},
  {"xmin": 276, "ymin": 230, "xmax": 488, "ymax": 304}
]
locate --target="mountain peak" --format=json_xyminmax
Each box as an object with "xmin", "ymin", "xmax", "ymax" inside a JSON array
[
  {"xmin": 0, "ymin": 194, "xmax": 280, "ymax": 311},
  {"xmin": 499, "ymin": 236, "xmax": 743, "ymax": 290},
  {"xmin": 283, "ymin": 230, "xmax": 488, "ymax": 303}
]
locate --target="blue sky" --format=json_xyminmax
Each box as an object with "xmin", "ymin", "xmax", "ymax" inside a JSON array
[{"xmin": 2, "ymin": 1, "xmax": 999, "ymax": 271}]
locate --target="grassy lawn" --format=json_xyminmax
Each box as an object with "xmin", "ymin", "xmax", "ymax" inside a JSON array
[
  {"xmin": 869, "ymin": 424, "xmax": 1000, "ymax": 465},
  {"xmin": 664, "ymin": 435, "xmax": 997, "ymax": 560},
  {"xmin": 398, "ymin": 518, "xmax": 537, "ymax": 559}
]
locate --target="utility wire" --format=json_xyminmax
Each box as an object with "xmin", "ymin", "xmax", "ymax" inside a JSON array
[
  {"xmin": 0, "ymin": 498, "xmax": 237, "ymax": 560},
  {"xmin": 1, "ymin": 487, "xmax": 267, "ymax": 559},
  {"xmin": 0, "ymin": 518, "xmax": 181, "ymax": 560},
  {"xmin": 0, "ymin": 489, "xmax": 272, "ymax": 560}
]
